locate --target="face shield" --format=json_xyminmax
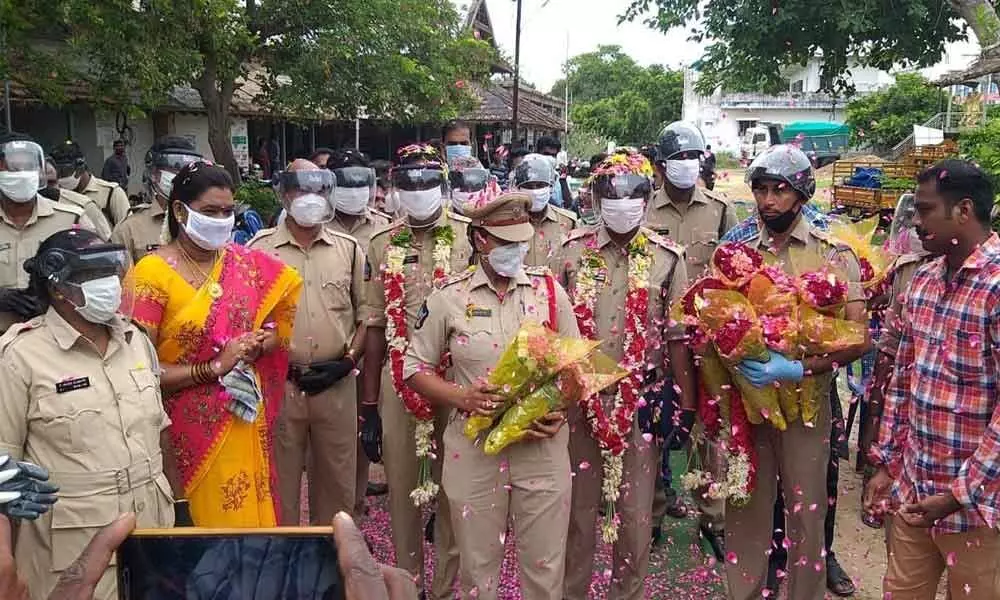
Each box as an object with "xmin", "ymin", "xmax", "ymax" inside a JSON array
[
  {"xmin": 332, "ymin": 166, "xmax": 375, "ymax": 216},
  {"xmin": 392, "ymin": 167, "xmax": 446, "ymax": 192},
  {"xmin": 592, "ymin": 173, "xmax": 652, "ymax": 201},
  {"xmin": 449, "ymin": 168, "xmax": 489, "ymax": 193},
  {"xmin": 887, "ymin": 193, "xmax": 923, "ymax": 254},
  {"xmin": 147, "ymin": 151, "xmax": 201, "ymax": 199},
  {"xmin": 277, "ymin": 169, "xmax": 335, "ymax": 200},
  {"xmin": 513, "ymin": 156, "xmax": 556, "ymax": 190},
  {"xmin": 0, "ymin": 141, "xmax": 45, "ymax": 201},
  {"xmin": 41, "ymin": 244, "xmax": 129, "ymax": 286}
]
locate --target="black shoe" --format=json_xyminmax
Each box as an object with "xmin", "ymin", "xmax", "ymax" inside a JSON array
[
  {"xmin": 698, "ymin": 524, "xmax": 725, "ymax": 562},
  {"xmin": 424, "ymin": 512, "xmax": 435, "ymax": 543},
  {"xmin": 651, "ymin": 526, "xmax": 664, "ymax": 548},
  {"xmin": 765, "ymin": 562, "xmax": 779, "ymax": 595},
  {"xmin": 826, "ymin": 553, "xmax": 856, "ymax": 597},
  {"xmin": 366, "ymin": 482, "xmax": 389, "ymax": 496}
]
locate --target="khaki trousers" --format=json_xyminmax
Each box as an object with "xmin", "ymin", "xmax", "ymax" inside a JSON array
[
  {"xmin": 275, "ymin": 376, "xmax": 357, "ymax": 526},
  {"xmin": 381, "ymin": 368, "xmax": 459, "ymax": 600},
  {"xmin": 651, "ymin": 439, "xmax": 726, "ymax": 530},
  {"xmin": 725, "ymin": 397, "xmax": 830, "ymax": 600},
  {"xmin": 883, "ymin": 517, "xmax": 1000, "ymax": 599},
  {"xmin": 565, "ymin": 408, "xmax": 659, "ymax": 600},
  {"xmin": 442, "ymin": 417, "xmax": 571, "ymax": 600}
]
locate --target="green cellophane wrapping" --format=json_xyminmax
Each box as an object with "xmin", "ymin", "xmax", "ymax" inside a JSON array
[
  {"xmin": 698, "ymin": 289, "xmax": 786, "ymax": 431},
  {"xmin": 464, "ymin": 321, "xmax": 603, "ymax": 441}
]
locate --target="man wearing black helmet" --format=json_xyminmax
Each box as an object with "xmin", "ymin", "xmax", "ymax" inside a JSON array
[
  {"xmin": 646, "ymin": 122, "xmax": 736, "ymax": 555},
  {"xmin": 724, "ymin": 144, "xmax": 869, "ymax": 600},
  {"xmin": 111, "ymin": 136, "xmax": 203, "ymax": 263},
  {"xmin": 51, "ymin": 140, "xmax": 131, "ymax": 228}
]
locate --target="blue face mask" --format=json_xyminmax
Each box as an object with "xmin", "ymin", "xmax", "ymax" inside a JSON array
[{"xmin": 446, "ymin": 144, "xmax": 472, "ymax": 162}]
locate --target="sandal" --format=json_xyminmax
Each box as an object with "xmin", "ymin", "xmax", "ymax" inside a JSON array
[{"xmin": 861, "ymin": 510, "xmax": 884, "ymax": 529}]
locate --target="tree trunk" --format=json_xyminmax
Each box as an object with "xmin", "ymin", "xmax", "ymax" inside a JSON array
[
  {"xmin": 951, "ymin": 0, "xmax": 1000, "ymax": 52},
  {"xmin": 193, "ymin": 58, "xmax": 242, "ymax": 186}
]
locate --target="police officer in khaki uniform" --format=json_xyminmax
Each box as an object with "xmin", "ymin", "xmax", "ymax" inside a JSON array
[
  {"xmin": 405, "ymin": 191, "xmax": 579, "ymax": 600},
  {"xmin": 112, "ymin": 136, "xmax": 203, "ymax": 264},
  {"xmin": 248, "ymin": 159, "xmax": 367, "ymax": 525},
  {"xmin": 511, "ymin": 154, "xmax": 578, "ymax": 272},
  {"xmin": 646, "ymin": 122, "xmax": 737, "ymax": 553},
  {"xmin": 561, "ymin": 149, "xmax": 697, "ymax": 600},
  {"xmin": 726, "ymin": 145, "xmax": 867, "ymax": 600},
  {"xmin": 363, "ymin": 144, "xmax": 469, "ymax": 599},
  {"xmin": 0, "ymin": 229, "xmax": 176, "ymax": 600},
  {"xmin": 0, "ymin": 134, "xmax": 97, "ymax": 334},
  {"xmin": 325, "ymin": 149, "xmax": 391, "ymax": 515},
  {"xmin": 51, "ymin": 140, "xmax": 131, "ymax": 227},
  {"xmin": 41, "ymin": 158, "xmax": 112, "ymax": 240}
]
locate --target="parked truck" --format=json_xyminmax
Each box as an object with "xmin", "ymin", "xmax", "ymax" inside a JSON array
[{"xmin": 740, "ymin": 121, "xmax": 851, "ymax": 168}]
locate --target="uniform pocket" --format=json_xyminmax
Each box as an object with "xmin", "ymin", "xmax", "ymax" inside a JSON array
[
  {"xmin": 34, "ymin": 403, "xmax": 107, "ymax": 455},
  {"xmin": 50, "ymin": 493, "xmax": 120, "ymax": 571},
  {"xmin": 451, "ymin": 329, "xmax": 496, "ymax": 365},
  {"xmin": 321, "ymin": 279, "xmax": 352, "ymax": 311}
]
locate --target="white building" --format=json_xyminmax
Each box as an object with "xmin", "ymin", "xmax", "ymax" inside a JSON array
[{"xmin": 682, "ymin": 58, "xmax": 894, "ymax": 154}]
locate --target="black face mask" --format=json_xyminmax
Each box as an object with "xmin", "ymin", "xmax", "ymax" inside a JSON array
[{"xmin": 761, "ymin": 206, "xmax": 801, "ymax": 234}]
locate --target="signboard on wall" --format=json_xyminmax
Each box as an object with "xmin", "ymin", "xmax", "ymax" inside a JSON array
[{"xmin": 231, "ymin": 118, "xmax": 249, "ymax": 170}]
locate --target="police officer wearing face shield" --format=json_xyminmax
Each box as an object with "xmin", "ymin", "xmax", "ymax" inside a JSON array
[
  {"xmin": 248, "ymin": 159, "xmax": 368, "ymax": 526},
  {"xmin": 325, "ymin": 148, "xmax": 390, "ymax": 515},
  {"xmin": 0, "ymin": 133, "xmax": 97, "ymax": 334},
  {"xmin": 363, "ymin": 144, "xmax": 468, "ymax": 599},
  {"xmin": 560, "ymin": 149, "xmax": 697, "ymax": 600},
  {"xmin": 0, "ymin": 229, "xmax": 176, "ymax": 600},
  {"xmin": 111, "ymin": 136, "xmax": 203, "ymax": 264},
  {"xmin": 512, "ymin": 153, "xmax": 578, "ymax": 273},
  {"xmin": 40, "ymin": 157, "xmax": 113, "ymax": 241},
  {"xmin": 50, "ymin": 140, "xmax": 131, "ymax": 228},
  {"xmin": 446, "ymin": 155, "xmax": 490, "ymax": 215},
  {"xmin": 722, "ymin": 145, "xmax": 868, "ymax": 600}
]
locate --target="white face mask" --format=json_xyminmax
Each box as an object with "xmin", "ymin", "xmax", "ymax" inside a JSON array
[
  {"xmin": 398, "ymin": 188, "xmax": 443, "ymax": 221},
  {"xmin": 57, "ymin": 174, "xmax": 81, "ymax": 191},
  {"xmin": 335, "ymin": 187, "xmax": 370, "ymax": 216},
  {"xmin": 451, "ymin": 190, "xmax": 473, "ymax": 213},
  {"xmin": 0, "ymin": 171, "xmax": 41, "ymax": 203},
  {"xmin": 528, "ymin": 186, "xmax": 551, "ymax": 212},
  {"xmin": 601, "ymin": 197, "xmax": 645, "ymax": 234},
  {"xmin": 665, "ymin": 159, "xmax": 700, "ymax": 189},
  {"xmin": 155, "ymin": 171, "xmax": 175, "ymax": 200},
  {"xmin": 288, "ymin": 193, "xmax": 332, "ymax": 226},
  {"xmin": 71, "ymin": 275, "xmax": 122, "ymax": 324},
  {"xmin": 487, "ymin": 242, "xmax": 529, "ymax": 278},
  {"xmin": 182, "ymin": 206, "xmax": 234, "ymax": 250}
]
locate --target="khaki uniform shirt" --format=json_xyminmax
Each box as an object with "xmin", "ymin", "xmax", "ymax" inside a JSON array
[
  {"xmin": 365, "ymin": 211, "xmax": 472, "ymax": 329},
  {"xmin": 0, "ymin": 309, "xmax": 174, "ymax": 599},
  {"xmin": 645, "ymin": 186, "xmax": 739, "ymax": 279},
  {"xmin": 328, "ymin": 209, "xmax": 391, "ymax": 254},
  {"xmin": 80, "ymin": 175, "xmax": 131, "ymax": 227},
  {"xmin": 57, "ymin": 188, "xmax": 113, "ymax": 240},
  {"xmin": 561, "ymin": 226, "xmax": 689, "ymax": 367},
  {"xmin": 526, "ymin": 204, "xmax": 578, "ymax": 273},
  {"xmin": 111, "ymin": 201, "xmax": 167, "ymax": 265},
  {"xmin": 0, "ymin": 197, "xmax": 96, "ymax": 333},
  {"xmin": 877, "ymin": 252, "xmax": 933, "ymax": 358},
  {"xmin": 249, "ymin": 224, "xmax": 366, "ymax": 365}
]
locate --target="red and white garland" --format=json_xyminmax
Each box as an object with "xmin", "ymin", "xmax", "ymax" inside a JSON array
[
  {"xmin": 384, "ymin": 225, "xmax": 455, "ymax": 506},
  {"xmin": 572, "ymin": 233, "xmax": 651, "ymax": 543}
]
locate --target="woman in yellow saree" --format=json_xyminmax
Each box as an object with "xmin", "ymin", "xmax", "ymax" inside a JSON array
[{"xmin": 123, "ymin": 161, "xmax": 302, "ymax": 527}]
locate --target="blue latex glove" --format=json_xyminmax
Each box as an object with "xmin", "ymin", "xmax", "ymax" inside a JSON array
[{"xmin": 737, "ymin": 351, "xmax": 804, "ymax": 388}]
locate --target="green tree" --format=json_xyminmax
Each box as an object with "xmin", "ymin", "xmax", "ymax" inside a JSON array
[
  {"xmin": 3, "ymin": 0, "xmax": 493, "ymax": 182},
  {"xmin": 621, "ymin": 0, "xmax": 991, "ymax": 96},
  {"xmin": 550, "ymin": 45, "xmax": 682, "ymax": 145},
  {"xmin": 844, "ymin": 73, "xmax": 947, "ymax": 152}
]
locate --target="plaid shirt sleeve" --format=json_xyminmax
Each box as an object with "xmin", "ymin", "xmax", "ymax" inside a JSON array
[
  {"xmin": 950, "ymin": 303, "xmax": 1000, "ymax": 529},
  {"xmin": 871, "ymin": 286, "xmax": 914, "ymax": 476}
]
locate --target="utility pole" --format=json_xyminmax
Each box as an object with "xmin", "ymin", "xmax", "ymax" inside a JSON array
[
  {"xmin": 564, "ymin": 30, "xmax": 569, "ymax": 135},
  {"xmin": 512, "ymin": 0, "xmax": 522, "ymax": 148}
]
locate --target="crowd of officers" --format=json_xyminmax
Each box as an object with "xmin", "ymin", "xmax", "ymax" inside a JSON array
[{"xmin": 0, "ymin": 118, "xmax": 913, "ymax": 600}]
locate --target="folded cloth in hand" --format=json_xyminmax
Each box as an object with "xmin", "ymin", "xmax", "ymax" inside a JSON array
[{"xmin": 224, "ymin": 362, "xmax": 262, "ymax": 423}]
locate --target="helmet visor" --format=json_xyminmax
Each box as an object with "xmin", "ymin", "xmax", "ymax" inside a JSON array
[
  {"xmin": 513, "ymin": 159, "xmax": 555, "ymax": 187},
  {"xmin": 1, "ymin": 141, "xmax": 45, "ymax": 173},
  {"xmin": 51, "ymin": 245, "xmax": 129, "ymax": 285},
  {"xmin": 449, "ymin": 168, "xmax": 489, "ymax": 192},
  {"xmin": 332, "ymin": 166, "xmax": 375, "ymax": 189},
  {"xmin": 277, "ymin": 169, "xmax": 335, "ymax": 196},
  {"xmin": 393, "ymin": 168, "xmax": 445, "ymax": 191},
  {"xmin": 151, "ymin": 152, "xmax": 201, "ymax": 172},
  {"xmin": 592, "ymin": 173, "xmax": 651, "ymax": 200}
]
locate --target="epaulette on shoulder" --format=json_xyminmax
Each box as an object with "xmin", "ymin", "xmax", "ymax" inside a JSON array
[
  {"xmin": 0, "ymin": 317, "xmax": 44, "ymax": 355},
  {"xmin": 550, "ymin": 205, "xmax": 578, "ymax": 224},
  {"xmin": 562, "ymin": 226, "xmax": 597, "ymax": 246},
  {"xmin": 93, "ymin": 177, "xmax": 116, "ymax": 189},
  {"xmin": 525, "ymin": 265, "xmax": 552, "ymax": 278},
  {"xmin": 369, "ymin": 208, "xmax": 392, "ymax": 223},
  {"xmin": 447, "ymin": 211, "xmax": 472, "ymax": 224},
  {"xmin": 326, "ymin": 228, "xmax": 360, "ymax": 246},
  {"xmin": 644, "ymin": 228, "xmax": 683, "ymax": 253},
  {"xmin": 50, "ymin": 201, "xmax": 85, "ymax": 217},
  {"xmin": 702, "ymin": 188, "xmax": 730, "ymax": 205},
  {"xmin": 127, "ymin": 202, "xmax": 152, "ymax": 216},
  {"xmin": 246, "ymin": 227, "xmax": 277, "ymax": 247},
  {"xmin": 370, "ymin": 219, "xmax": 406, "ymax": 243},
  {"xmin": 441, "ymin": 266, "xmax": 477, "ymax": 287}
]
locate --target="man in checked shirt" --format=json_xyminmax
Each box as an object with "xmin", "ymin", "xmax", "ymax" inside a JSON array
[{"xmin": 865, "ymin": 160, "xmax": 1000, "ymax": 599}]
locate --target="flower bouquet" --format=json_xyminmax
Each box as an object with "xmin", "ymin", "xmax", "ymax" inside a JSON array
[
  {"xmin": 710, "ymin": 243, "xmax": 765, "ymax": 288},
  {"xmin": 829, "ymin": 216, "xmax": 893, "ymax": 295}
]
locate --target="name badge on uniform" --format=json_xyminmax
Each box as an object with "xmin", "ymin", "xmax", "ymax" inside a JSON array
[
  {"xmin": 653, "ymin": 227, "xmax": 670, "ymax": 236},
  {"xmin": 403, "ymin": 255, "xmax": 419, "ymax": 265},
  {"xmin": 465, "ymin": 304, "xmax": 492, "ymax": 318},
  {"xmin": 56, "ymin": 377, "xmax": 90, "ymax": 394},
  {"xmin": 145, "ymin": 244, "xmax": 160, "ymax": 252},
  {"xmin": 594, "ymin": 272, "xmax": 607, "ymax": 283}
]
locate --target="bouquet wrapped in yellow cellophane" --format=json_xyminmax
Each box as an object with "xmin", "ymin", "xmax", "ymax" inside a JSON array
[
  {"xmin": 464, "ymin": 321, "xmax": 626, "ymax": 455},
  {"xmin": 829, "ymin": 216, "xmax": 894, "ymax": 293}
]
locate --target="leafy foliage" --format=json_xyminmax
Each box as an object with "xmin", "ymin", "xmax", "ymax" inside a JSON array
[
  {"xmin": 960, "ymin": 115, "xmax": 1000, "ymax": 187},
  {"xmin": 550, "ymin": 46, "xmax": 682, "ymax": 145},
  {"xmin": 235, "ymin": 179, "xmax": 280, "ymax": 223},
  {"xmin": 2, "ymin": 0, "xmax": 494, "ymax": 182},
  {"xmin": 844, "ymin": 74, "xmax": 947, "ymax": 152},
  {"xmin": 621, "ymin": 0, "xmax": 980, "ymax": 96}
]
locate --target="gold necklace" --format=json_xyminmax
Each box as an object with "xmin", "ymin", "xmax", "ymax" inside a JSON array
[{"xmin": 178, "ymin": 242, "xmax": 223, "ymax": 299}]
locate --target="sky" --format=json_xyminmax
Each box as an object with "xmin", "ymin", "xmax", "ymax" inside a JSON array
[{"xmin": 453, "ymin": 0, "xmax": 982, "ymax": 93}]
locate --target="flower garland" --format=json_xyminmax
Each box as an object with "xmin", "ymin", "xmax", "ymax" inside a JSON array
[
  {"xmin": 573, "ymin": 233, "xmax": 651, "ymax": 543},
  {"xmin": 383, "ymin": 224, "xmax": 455, "ymax": 506}
]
